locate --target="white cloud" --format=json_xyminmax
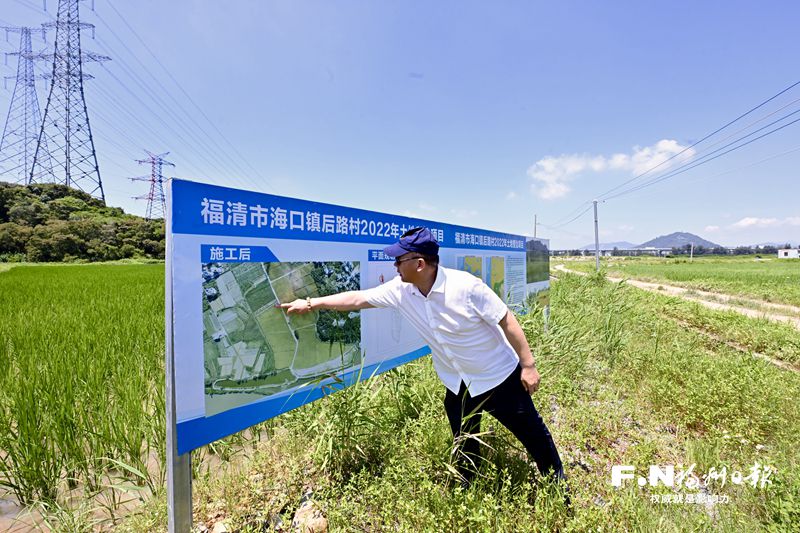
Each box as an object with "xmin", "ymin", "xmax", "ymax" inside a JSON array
[
  {"xmin": 527, "ymin": 139, "xmax": 695, "ymax": 200},
  {"xmin": 732, "ymin": 217, "xmax": 780, "ymax": 229},
  {"xmin": 617, "ymin": 224, "xmax": 634, "ymax": 232},
  {"xmin": 704, "ymin": 225, "xmax": 720, "ymax": 232},
  {"xmin": 450, "ymin": 208, "xmax": 478, "ymax": 219},
  {"xmin": 401, "ymin": 202, "xmax": 438, "ymax": 218},
  {"xmin": 506, "ymin": 191, "xmax": 518, "ymax": 200},
  {"xmin": 729, "ymin": 216, "xmax": 800, "ymax": 229},
  {"xmin": 628, "ymin": 139, "xmax": 692, "ymax": 175}
]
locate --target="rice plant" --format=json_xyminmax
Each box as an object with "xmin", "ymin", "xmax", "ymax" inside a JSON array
[{"xmin": 0, "ymin": 264, "xmax": 165, "ymax": 507}]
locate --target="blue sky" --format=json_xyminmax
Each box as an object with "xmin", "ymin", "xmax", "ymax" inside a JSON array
[{"xmin": 1, "ymin": 0, "xmax": 798, "ymax": 248}]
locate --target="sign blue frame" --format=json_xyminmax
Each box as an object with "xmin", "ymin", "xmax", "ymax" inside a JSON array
[{"xmin": 168, "ymin": 179, "xmax": 540, "ymax": 455}]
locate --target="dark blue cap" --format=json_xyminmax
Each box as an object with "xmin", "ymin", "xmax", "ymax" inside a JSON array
[{"xmin": 383, "ymin": 227, "xmax": 439, "ymax": 257}]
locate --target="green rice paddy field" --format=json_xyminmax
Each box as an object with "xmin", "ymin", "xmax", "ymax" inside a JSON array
[
  {"xmin": 1, "ymin": 263, "xmax": 799, "ymax": 531},
  {"xmin": 555, "ymin": 255, "xmax": 800, "ymax": 306},
  {"xmin": 0, "ymin": 264, "xmax": 165, "ymax": 526}
]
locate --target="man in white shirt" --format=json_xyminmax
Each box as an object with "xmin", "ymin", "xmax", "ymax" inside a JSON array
[{"xmin": 281, "ymin": 227, "xmax": 566, "ymax": 488}]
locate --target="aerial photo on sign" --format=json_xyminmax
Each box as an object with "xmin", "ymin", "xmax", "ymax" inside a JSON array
[
  {"xmin": 486, "ymin": 256, "xmax": 506, "ymax": 300},
  {"xmin": 456, "ymin": 255, "xmax": 510, "ymax": 301},
  {"xmin": 457, "ymin": 255, "xmax": 483, "ymax": 278},
  {"xmin": 201, "ymin": 260, "xmax": 361, "ymax": 415},
  {"xmin": 526, "ymin": 239, "xmax": 550, "ymax": 307}
]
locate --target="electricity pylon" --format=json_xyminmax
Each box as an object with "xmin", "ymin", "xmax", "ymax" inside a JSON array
[
  {"xmin": 29, "ymin": 0, "xmax": 109, "ymax": 201},
  {"xmin": 0, "ymin": 26, "xmax": 54, "ymax": 183},
  {"xmin": 130, "ymin": 151, "xmax": 174, "ymax": 220}
]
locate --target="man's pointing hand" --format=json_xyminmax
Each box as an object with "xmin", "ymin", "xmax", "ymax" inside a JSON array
[{"xmin": 279, "ymin": 298, "xmax": 311, "ymax": 315}]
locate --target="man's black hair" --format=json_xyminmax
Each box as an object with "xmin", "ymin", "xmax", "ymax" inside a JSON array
[{"xmin": 420, "ymin": 253, "xmax": 439, "ymax": 267}]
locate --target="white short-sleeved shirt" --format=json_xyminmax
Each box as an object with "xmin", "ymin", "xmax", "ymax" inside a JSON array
[{"xmin": 363, "ymin": 266, "xmax": 519, "ymax": 396}]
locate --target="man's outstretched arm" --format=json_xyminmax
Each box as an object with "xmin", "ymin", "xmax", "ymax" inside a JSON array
[
  {"xmin": 280, "ymin": 291, "xmax": 375, "ymax": 314},
  {"xmin": 498, "ymin": 310, "xmax": 541, "ymax": 394}
]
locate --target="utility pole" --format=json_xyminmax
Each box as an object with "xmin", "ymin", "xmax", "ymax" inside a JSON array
[
  {"xmin": 130, "ymin": 151, "xmax": 174, "ymax": 220},
  {"xmin": 29, "ymin": 0, "xmax": 109, "ymax": 201},
  {"xmin": 534, "ymin": 214, "xmax": 537, "ymax": 238},
  {"xmin": 0, "ymin": 26, "xmax": 53, "ymax": 183},
  {"xmin": 593, "ymin": 199, "xmax": 600, "ymax": 271},
  {"xmin": 690, "ymin": 242, "xmax": 694, "ymax": 262}
]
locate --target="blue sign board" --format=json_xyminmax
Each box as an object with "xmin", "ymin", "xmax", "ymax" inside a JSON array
[{"xmin": 168, "ymin": 179, "xmax": 541, "ymax": 454}]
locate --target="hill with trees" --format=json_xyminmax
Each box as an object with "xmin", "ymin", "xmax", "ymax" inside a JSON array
[
  {"xmin": 638, "ymin": 231, "xmax": 721, "ymax": 249},
  {"xmin": 0, "ymin": 181, "xmax": 164, "ymax": 262}
]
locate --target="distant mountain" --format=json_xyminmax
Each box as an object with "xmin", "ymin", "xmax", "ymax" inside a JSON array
[
  {"xmin": 578, "ymin": 241, "xmax": 638, "ymax": 250},
  {"xmin": 638, "ymin": 232, "xmax": 721, "ymax": 249},
  {"xmin": 567, "ymin": 233, "xmax": 795, "ymax": 252}
]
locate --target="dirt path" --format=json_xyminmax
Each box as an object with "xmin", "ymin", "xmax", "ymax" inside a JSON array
[{"xmin": 552, "ymin": 264, "xmax": 800, "ymax": 331}]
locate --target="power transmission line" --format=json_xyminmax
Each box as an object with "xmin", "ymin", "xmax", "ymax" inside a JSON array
[
  {"xmin": 537, "ymin": 221, "xmax": 591, "ymax": 239},
  {"xmin": 96, "ymin": 0, "xmax": 275, "ymax": 193},
  {"xmin": 613, "ymin": 144, "xmax": 800, "ymax": 202},
  {"xmin": 602, "ymin": 107, "xmax": 800, "ymax": 200},
  {"xmin": 697, "ymin": 96, "xmax": 800, "ymax": 154},
  {"xmin": 103, "ymin": 0, "xmax": 275, "ymax": 192},
  {"xmin": 596, "ymin": 78, "xmax": 800, "ymax": 202},
  {"xmin": 30, "ymin": 0, "xmax": 108, "ymax": 201},
  {"xmin": 604, "ymin": 115, "xmax": 800, "ymax": 201},
  {"xmin": 548, "ymin": 203, "xmax": 594, "ymax": 229},
  {"xmin": 4, "ymin": 0, "xmax": 276, "ymax": 200},
  {"xmin": 130, "ymin": 150, "xmax": 173, "ymax": 220},
  {"xmin": 0, "ymin": 25, "xmax": 53, "ymax": 183},
  {"xmin": 547, "ymin": 79, "xmax": 800, "ymax": 229}
]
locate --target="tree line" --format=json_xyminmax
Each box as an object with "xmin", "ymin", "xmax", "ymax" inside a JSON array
[
  {"xmin": 665, "ymin": 244, "xmax": 794, "ymax": 256},
  {"xmin": 559, "ymin": 243, "xmax": 796, "ymax": 257},
  {"xmin": 0, "ymin": 181, "xmax": 164, "ymax": 262}
]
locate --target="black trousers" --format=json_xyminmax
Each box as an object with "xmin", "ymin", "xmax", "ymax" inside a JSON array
[{"xmin": 443, "ymin": 364, "xmax": 565, "ymax": 482}]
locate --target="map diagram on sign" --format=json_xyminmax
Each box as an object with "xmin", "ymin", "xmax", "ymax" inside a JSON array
[
  {"xmin": 485, "ymin": 256, "xmax": 506, "ymax": 301},
  {"xmin": 201, "ymin": 261, "xmax": 361, "ymax": 416},
  {"xmin": 457, "ymin": 255, "xmax": 483, "ymax": 278}
]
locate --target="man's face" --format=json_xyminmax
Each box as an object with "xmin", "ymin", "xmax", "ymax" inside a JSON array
[{"xmin": 394, "ymin": 252, "xmax": 421, "ymax": 282}]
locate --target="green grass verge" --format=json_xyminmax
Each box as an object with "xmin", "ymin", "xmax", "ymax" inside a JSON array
[
  {"xmin": 121, "ymin": 272, "xmax": 800, "ymax": 532},
  {"xmin": 554, "ymin": 255, "xmax": 800, "ymax": 307}
]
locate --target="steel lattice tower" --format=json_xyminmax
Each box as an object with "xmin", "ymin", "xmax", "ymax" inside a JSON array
[
  {"xmin": 130, "ymin": 151, "xmax": 174, "ymax": 220},
  {"xmin": 0, "ymin": 27, "xmax": 54, "ymax": 183},
  {"xmin": 30, "ymin": 0, "xmax": 108, "ymax": 201}
]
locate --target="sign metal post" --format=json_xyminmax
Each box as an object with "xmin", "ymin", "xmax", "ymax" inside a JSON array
[{"xmin": 166, "ymin": 179, "xmax": 193, "ymax": 533}]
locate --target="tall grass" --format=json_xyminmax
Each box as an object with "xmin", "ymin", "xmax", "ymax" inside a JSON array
[
  {"xmin": 555, "ymin": 257, "xmax": 800, "ymax": 365},
  {"xmin": 123, "ymin": 270, "xmax": 800, "ymax": 532},
  {"xmin": 557, "ymin": 255, "xmax": 800, "ymax": 306}
]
